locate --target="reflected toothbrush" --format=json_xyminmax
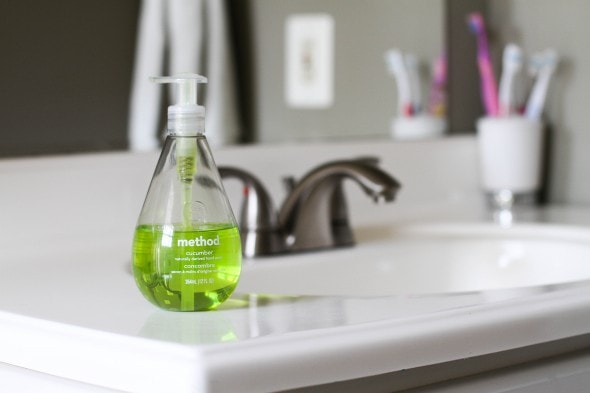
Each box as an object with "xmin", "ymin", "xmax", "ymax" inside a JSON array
[
  {"xmin": 405, "ymin": 53, "xmax": 422, "ymax": 114},
  {"xmin": 385, "ymin": 49, "xmax": 413, "ymax": 117},
  {"xmin": 525, "ymin": 49, "xmax": 558, "ymax": 120},
  {"xmin": 428, "ymin": 53, "xmax": 447, "ymax": 117},
  {"xmin": 498, "ymin": 43, "xmax": 523, "ymax": 116},
  {"xmin": 467, "ymin": 12, "xmax": 499, "ymax": 116}
]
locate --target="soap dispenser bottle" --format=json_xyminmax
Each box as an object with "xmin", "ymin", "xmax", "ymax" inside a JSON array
[{"xmin": 132, "ymin": 74, "xmax": 242, "ymax": 311}]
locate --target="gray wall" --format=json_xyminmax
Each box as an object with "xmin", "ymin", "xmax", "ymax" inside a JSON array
[
  {"xmin": 250, "ymin": 0, "xmax": 444, "ymax": 143},
  {"xmin": 488, "ymin": 0, "xmax": 590, "ymax": 204}
]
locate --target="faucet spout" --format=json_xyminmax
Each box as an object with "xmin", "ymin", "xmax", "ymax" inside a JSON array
[
  {"xmin": 220, "ymin": 159, "xmax": 401, "ymax": 257},
  {"xmin": 278, "ymin": 160, "xmax": 401, "ymax": 251}
]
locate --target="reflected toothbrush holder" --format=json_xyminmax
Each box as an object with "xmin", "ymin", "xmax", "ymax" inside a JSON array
[
  {"xmin": 477, "ymin": 116, "xmax": 544, "ymax": 210},
  {"xmin": 391, "ymin": 115, "xmax": 447, "ymax": 141}
]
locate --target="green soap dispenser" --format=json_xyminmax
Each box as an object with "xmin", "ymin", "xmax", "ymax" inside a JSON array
[{"xmin": 132, "ymin": 74, "xmax": 242, "ymax": 311}]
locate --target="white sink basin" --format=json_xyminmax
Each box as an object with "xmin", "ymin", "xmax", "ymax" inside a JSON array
[{"xmin": 238, "ymin": 223, "xmax": 590, "ymax": 296}]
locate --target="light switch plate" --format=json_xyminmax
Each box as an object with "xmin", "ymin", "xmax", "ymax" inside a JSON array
[{"xmin": 285, "ymin": 14, "xmax": 334, "ymax": 109}]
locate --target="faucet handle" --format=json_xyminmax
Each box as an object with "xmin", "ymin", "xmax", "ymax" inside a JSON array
[{"xmin": 219, "ymin": 166, "xmax": 285, "ymax": 257}]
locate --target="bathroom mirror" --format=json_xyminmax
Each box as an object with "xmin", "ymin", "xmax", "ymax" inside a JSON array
[
  {"xmin": 0, "ymin": 0, "xmax": 586, "ymax": 159},
  {"xmin": 0, "ymin": 0, "xmax": 452, "ymax": 157}
]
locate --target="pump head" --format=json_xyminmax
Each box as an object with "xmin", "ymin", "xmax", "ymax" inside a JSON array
[{"xmin": 151, "ymin": 73, "xmax": 208, "ymax": 135}]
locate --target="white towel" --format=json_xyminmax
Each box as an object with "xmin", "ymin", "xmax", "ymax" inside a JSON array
[
  {"xmin": 128, "ymin": 0, "xmax": 166, "ymax": 151},
  {"xmin": 128, "ymin": 0, "xmax": 240, "ymax": 151},
  {"xmin": 204, "ymin": 0, "xmax": 240, "ymax": 147},
  {"xmin": 168, "ymin": 0, "xmax": 203, "ymax": 75}
]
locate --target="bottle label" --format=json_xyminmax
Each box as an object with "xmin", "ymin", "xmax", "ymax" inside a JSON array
[
  {"xmin": 169, "ymin": 232, "xmax": 228, "ymax": 292},
  {"xmin": 133, "ymin": 224, "xmax": 241, "ymax": 294}
]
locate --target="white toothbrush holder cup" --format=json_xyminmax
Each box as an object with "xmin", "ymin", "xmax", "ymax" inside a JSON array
[
  {"xmin": 477, "ymin": 116, "xmax": 544, "ymax": 209},
  {"xmin": 391, "ymin": 115, "xmax": 447, "ymax": 140}
]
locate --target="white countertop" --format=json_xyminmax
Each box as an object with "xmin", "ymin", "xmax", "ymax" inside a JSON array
[{"xmin": 2, "ymin": 141, "xmax": 590, "ymax": 392}]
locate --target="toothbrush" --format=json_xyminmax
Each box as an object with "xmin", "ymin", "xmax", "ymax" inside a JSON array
[
  {"xmin": 525, "ymin": 49, "xmax": 558, "ymax": 120},
  {"xmin": 428, "ymin": 53, "xmax": 447, "ymax": 117},
  {"xmin": 384, "ymin": 49, "xmax": 413, "ymax": 117},
  {"xmin": 516, "ymin": 51, "xmax": 545, "ymax": 114},
  {"xmin": 528, "ymin": 51, "xmax": 546, "ymax": 80},
  {"xmin": 524, "ymin": 51, "xmax": 546, "ymax": 113},
  {"xmin": 404, "ymin": 53, "xmax": 422, "ymax": 114},
  {"xmin": 498, "ymin": 43, "xmax": 523, "ymax": 116},
  {"xmin": 467, "ymin": 12, "xmax": 499, "ymax": 117}
]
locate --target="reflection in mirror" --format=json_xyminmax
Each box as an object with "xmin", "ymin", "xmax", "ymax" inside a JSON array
[
  {"xmin": 248, "ymin": 0, "xmax": 446, "ymax": 143},
  {"xmin": 0, "ymin": 0, "xmax": 446, "ymax": 157},
  {"xmin": 128, "ymin": 1, "xmax": 448, "ymax": 148}
]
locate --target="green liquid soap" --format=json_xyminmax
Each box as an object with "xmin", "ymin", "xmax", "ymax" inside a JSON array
[{"xmin": 133, "ymin": 224, "xmax": 242, "ymax": 311}]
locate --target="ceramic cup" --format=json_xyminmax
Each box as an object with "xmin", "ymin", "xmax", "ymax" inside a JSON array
[
  {"xmin": 477, "ymin": 116, "xmax": 543, "ymax": 208},
  {"xmin": 391, "ymin": 115, "xmax": 447, "ymax": 140}
]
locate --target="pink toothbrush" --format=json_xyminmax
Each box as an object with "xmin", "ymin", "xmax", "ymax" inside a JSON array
[
  {"xmin": 428, "ymin": 53, "xmax": 447, "ymax": 117},
  {"xmin": 467, "ymin": 12, "xmax": 499, "ymax": 117}
]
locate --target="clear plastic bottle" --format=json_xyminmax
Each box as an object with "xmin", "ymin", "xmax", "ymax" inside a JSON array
[{"xmin": 132, "ymin": 74, "xmax": 241, "ymax": 311}]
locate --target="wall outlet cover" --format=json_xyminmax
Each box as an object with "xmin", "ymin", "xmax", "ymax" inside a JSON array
[{"xmin": 285, "ymin": 14, "xmax": 334, "ymax": 109}]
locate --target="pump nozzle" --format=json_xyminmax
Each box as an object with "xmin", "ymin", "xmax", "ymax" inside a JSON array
[
  {"xmin": 151, "ymin": 73, "xmax": 209, "ymax": 200},
  {"xmin": 151, "ymin": 73, "xmax": 208, "ymax": 135}
]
